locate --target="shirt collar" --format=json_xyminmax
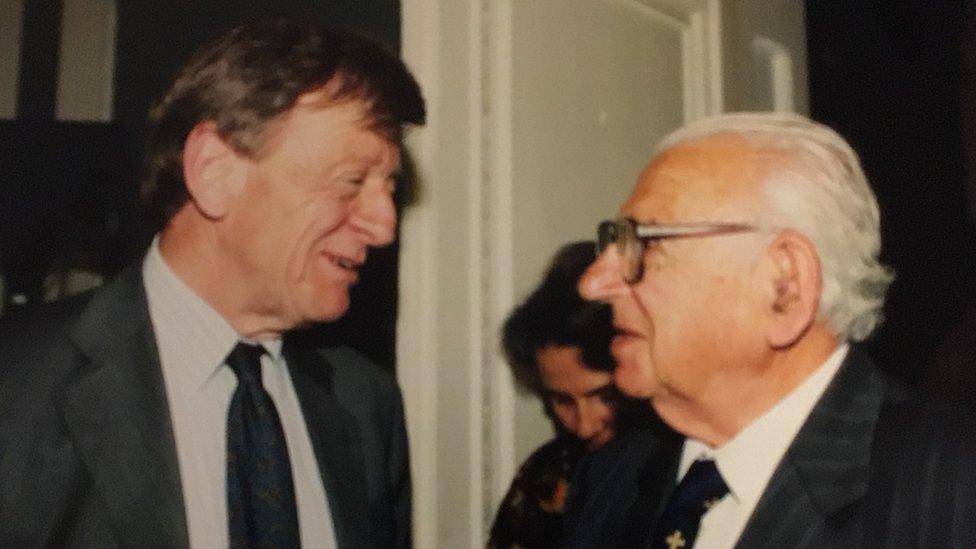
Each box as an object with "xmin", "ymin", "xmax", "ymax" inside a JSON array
[
  {"xmin": 143, "ymin": 237, "xmax": 283, "ymax": 387},
  {"xmin": 679, "ymin": 343, "xmax": 850, "ymax": 507},
  {"xmin": 241, "ymin": 337, "xmax": 284, "ymax": 362}
]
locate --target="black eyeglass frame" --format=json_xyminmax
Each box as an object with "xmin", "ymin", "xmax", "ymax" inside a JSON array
[{"xmin": 596, "ymin": 217, "xmax": 758, "ymax": 283}]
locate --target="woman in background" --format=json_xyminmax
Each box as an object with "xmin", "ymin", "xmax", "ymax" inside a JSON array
[{"xmin": 488, "ymin": 241, "xmax": 653, "ymax": 548}]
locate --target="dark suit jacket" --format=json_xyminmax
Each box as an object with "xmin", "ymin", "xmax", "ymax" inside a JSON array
[
  {"xmin": 563, "ymin": 348, "xmax": 976, "ymax": 548},
  {"xmin": 0, "ymin": 266, "xmax": 411, "ymax": 548}
]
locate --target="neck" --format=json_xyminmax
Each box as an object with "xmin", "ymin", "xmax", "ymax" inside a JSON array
[
  {"xmin": 158, "ymin": 210, "xmax": 288, "ymax": 340},
  {"xmin": 654, "ymin": 328, "xmax": 840, "ymax": 447}
]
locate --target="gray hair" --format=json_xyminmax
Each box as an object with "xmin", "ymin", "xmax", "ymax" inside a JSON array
[{"xmin": 656, "ymin": 112, "xmax": 893, "ymax": 342}]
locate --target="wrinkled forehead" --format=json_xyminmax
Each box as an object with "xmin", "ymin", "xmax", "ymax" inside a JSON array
[{"xmin": 621, "ymin": 133, "xmax": 768, "ymax": 223}]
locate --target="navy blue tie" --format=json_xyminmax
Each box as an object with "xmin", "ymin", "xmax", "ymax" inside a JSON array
[
  {"xmin": 650, "ymin": 459, "xmax": 729, "ymax": 549},
  {"xmin": 225, "ymin": 342, "xmax": 300, "ymax": 548}
]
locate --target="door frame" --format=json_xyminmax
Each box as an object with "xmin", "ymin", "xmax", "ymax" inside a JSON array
[{"xmin": 399, "ymin": 1, "xmax": 722, "ymax": 546}]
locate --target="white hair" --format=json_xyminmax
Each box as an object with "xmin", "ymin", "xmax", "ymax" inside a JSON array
[{"xmin": 656, "ymin": 112, "xmax": 893, "ymax": 342}]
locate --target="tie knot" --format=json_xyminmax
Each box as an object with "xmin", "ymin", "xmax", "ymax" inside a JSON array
[
  {"xmin": 673, "ymin": 459, "xmax": 728, "ymax": 515},
  {"xmin": 225, "ymin": 342, "xmax": 265, "ymax": 384}
]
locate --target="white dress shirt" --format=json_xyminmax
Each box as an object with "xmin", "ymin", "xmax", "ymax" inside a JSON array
[
  {"xmin": 143, "ymin": 239, "xmax": 336, "ymax": 548},
  {"xmin": 677, "ymin": 344, "xmax": 850, "ymax": 549}
]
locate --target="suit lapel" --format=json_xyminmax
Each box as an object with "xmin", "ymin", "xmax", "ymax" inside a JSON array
[
  {"xmin": 566, "ymin": 415, "xmax": 683, "ymax": 548},
  {"xmin": 62, "ymin": 267, "xmax": 188, "ymax": 548},
  {"xmin": 284, "ymin": 338, "xmax": 372, "ymax": 549},
  {"xmin": 735, "ymin": 348, "xmax": 886, "ymax": 547},
  {"xmin": 622, "ymin": 421, "xmax": 684, "ymax": 547}
]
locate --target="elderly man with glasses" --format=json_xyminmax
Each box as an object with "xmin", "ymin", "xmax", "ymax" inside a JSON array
[{"xmin": 563, "ymin": 112, "xmax": 976, "ymax": 548}]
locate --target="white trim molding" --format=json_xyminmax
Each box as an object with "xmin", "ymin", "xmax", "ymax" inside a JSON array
[
  {"xmin": 400, "ymin": 0, "xmax": 492, "ymax": 547},
  {"xmin": 399, "ymin": 0, "xmax": 443, "ymax": 546},
  {"xmin": 752, "ymin": 35, "xmax": 796, "ymax": 113}
]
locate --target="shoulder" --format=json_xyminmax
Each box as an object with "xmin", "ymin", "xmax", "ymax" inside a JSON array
[
  {"xmin": 863, "ymin": 342, "xmax": 976, "ymax": 454},
  {"xmin": 0, "ymin": 291, "xmax": 92, "ymax": 358},
  {"xmin": 489, "ymin": 436, "xmax": 583, "ymax": 548},
  {"xmin": 827, "ymin": 348, "xmax": 976, "ymax": 480},
  {"xmin": 865, "ymin": 375, "xmax": 976, "ymax": 544},
  {"xmin": 0, "ymin": 293, "xmax": 98, "ymax": 535},
  {"xmin": 311, "ymin": 345, "xmax": 406, "ymax": 435},
  {"xmin": 0, "ymin": 266, "xmax": 146, "ymax": 390},
  {"xmin": 563, "ymin": 417, "xmax": 681, "ymax": 548},
  {"xmin": 0, "ymin": 266, "xmax": 148, "ymax": 440},
  {"xmin": 872, "ymin": 377, "xmax": 976, "ymax": 466},
  {"xmin": 322, "ymin": 345, "xmax": 395, "ymax": 379},
  {"xmin": 511, "ymin": 436, "xmax": 587, "ymax": 500},
  {"xmin": 519, "ymin": 436, "xmax": 585, "ymax": 475},
  {"xmin": 0, "ymin": 292, "xmax": 94, "ymax": 408},
  {"xmin": 321, "ymin": 346, "xmax": 402, "ymax": 400},
  {"xmin": 574, "ymin": 417, "xmax": 677, "ymax": 489}
]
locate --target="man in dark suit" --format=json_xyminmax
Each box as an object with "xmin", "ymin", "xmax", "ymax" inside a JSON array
[
  {"xmin": 0, "ymin": 18, "xmax": 424, "ymax": 548},
  {"xmin": 566, "ymin": 112, "xmax": 976, "ymax": 548}
]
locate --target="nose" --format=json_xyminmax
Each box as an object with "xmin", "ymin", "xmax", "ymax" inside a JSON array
[
  {"xmin": 579, "ymin": 246, "xmax": 630, "ymax": 301},
  {"xmin": 353, "ymin": 185, "xmax": 397, "ymax": 247}
]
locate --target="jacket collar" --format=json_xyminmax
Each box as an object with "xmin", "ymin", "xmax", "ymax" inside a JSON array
[
  {"xmin": 283, "ymin": 336, "xmax": 373, "ymax": 548},
  {"xmin": 734, "ymin": 347, "xmax": 886, "ymax": 547},
  {"xmin": 64, "ymin": 266, "xmax": 189, "ymax": 548}
]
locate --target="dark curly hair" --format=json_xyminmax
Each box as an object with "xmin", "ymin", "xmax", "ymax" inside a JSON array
[
  {"xmin": 502, "ymin": 241, "xmax": 615, "ymax": 396},
  {"xmin": 140, "ymin": 17, "xmax": 426, "ymax": 231}
]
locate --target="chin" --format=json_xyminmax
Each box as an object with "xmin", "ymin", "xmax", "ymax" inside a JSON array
[
  {"xmin": 615, "ymin": 365, "xmax": 657, "ymax": 398},
  {"xmin": 588, "ymin": 432, "xmax": 615, "ymax": 451},
  {"xmin": 298, "ymin": 295, "xmax": 350, "ymax": 324}
]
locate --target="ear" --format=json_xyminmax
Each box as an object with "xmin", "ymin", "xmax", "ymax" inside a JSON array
[
  {"xmin": 182, "ymin": 122, "xmax": 247, "ymax": 219},
  {"xmin": 760, "ymin": 229, "xmax": 822, "ymax": 348}
]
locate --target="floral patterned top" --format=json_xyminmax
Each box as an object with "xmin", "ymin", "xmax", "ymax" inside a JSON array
[{"xmin": 488, "ymin": 435, "xmax": 587, "ymax": 548}]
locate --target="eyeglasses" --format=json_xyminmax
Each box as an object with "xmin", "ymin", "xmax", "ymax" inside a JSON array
[{"xmin": 596, "ymin": 217, "xmax": 758, "ymax": 283}]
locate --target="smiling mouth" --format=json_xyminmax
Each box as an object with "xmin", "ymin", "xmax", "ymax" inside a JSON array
[
  {"xmin": 614, "ymin": 325, "xmax": 641, "ymax": 338},
  {"xmin": 324, "ymin": 252, "xmax": 362, "ymax": 273}
]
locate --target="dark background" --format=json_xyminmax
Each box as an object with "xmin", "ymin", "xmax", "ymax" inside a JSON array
[
  {"xmin": 3, "ymin": 1, "xmax": 976, "ymax": 401},
  {"xmin": 807, "ymin": 0, "xmax": 976, "ymax": 408}
]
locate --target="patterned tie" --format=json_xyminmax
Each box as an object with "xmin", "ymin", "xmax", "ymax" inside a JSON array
[
  {"xmin": 225, "ymin": 342, "xmax": 300, "ymax": 548},
  {"xmin": 650, "ymin": 459, "xmax": 729, "ymax": 549}
]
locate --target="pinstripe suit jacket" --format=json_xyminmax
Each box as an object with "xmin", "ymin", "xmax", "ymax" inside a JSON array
[
  {"xmin": 563, "ymin": 348, "xmax": 976, "ymax": 548},
  {"xmin": 0, "ymin": 266, "xmax": 411, "ymax": 548}
]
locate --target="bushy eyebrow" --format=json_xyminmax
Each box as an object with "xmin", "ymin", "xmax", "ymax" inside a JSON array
[
  {"xmin": 544, "ymin": 382, "xmax": 615, "ymax": 400},
  {"xmin": 585, "ymin": 383, "xmax": 616, "ymax": 397}
]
